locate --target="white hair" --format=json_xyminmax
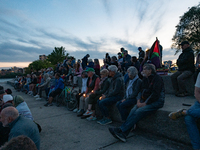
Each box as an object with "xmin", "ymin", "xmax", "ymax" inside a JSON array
[{"xmin": 108, "ymin": 65, "xmax": 118, "ymax": 73}]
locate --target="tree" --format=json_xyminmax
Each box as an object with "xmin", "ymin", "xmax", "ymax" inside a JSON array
[
  {"xmin": 171, "ymin": 4, "xmax": 200, "ymax": 55},
  {"xmin": 47, "ymin": 46, "xmax": 69, "ymax": 65},
  {"xmin": 27, "ymin": 60, "xmax": 52, "ymax": 73}
]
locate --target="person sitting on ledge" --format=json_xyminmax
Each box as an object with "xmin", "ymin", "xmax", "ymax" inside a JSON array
[
  {"xmin": 108, "ymin": 64, "xmax": 165, "ymax": 142},
  {"xmin": 171, "ymin": 41, "xmax": 195, "ymax": 97},
  {"xmin": 116, "ymin": 66, "xmax": 142, "ymax": 121},
  {"xmin": 44, "ymin": 73, "xmax": 64, "ymax": 107},
  {"xmin": 169, "ymin": 72, "xmax": 200, "ymax": 150},
  {"xmin": 97, "ymin": 65, "xmax": 124, "ymax": 125}
]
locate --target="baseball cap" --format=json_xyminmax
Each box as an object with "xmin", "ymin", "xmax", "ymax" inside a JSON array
[{"xmin": 85, "ymin": 68, "xmax": 95, "ymax": 72}]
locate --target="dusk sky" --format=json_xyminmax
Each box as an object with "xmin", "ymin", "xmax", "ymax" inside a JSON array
[{"xmin": 0, "ymin": 0, "xmax": 199, "ymax": 69}]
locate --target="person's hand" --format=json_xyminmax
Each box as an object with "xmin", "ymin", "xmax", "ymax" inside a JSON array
[
  {"xmin": 137, "ymin": 99, "xmax": 146, "ymax": 108},
  {"xmin": 121, "ymin": 99, "xmax": 126, "ymax": 103},
  {"xmin": 101, "ymin": 94, "xmax": 106, "ymax": 100}
]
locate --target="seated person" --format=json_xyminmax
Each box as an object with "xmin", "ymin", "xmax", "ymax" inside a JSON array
[
  {"xmin": 117, "ymin": 66, "xmax": 142, "ymax": 121},
  {"xmin": 28, "ymin": 74, "xmax": 37, "ymax": 96},
  {"xmin": 77, "ymin": 68, "xmax": 100, "ymax": 117},
  {"xmin": 23, "ymin": 74, "xmax": 31, "ymax": 94},
  {"xmin": 34, "ymin": 73, "xmax": 51, "ymax": 100},
  {"xmin": 73, "ymin": 71, "xmax": 88, "ymax": 113},
  {"xmin": 169, "ymin": 72, "xmax": 200, "ymax": 150},
  {"xmin": 44, "ymin": 73, "xmax": 65, "ymax": 106},
  {"xmin": 83, "ymin": 69, "xmax": 110, "ymax": 121},
  {"xmin": 13, "ymin": 95, "xmax": 33, "ymax": 121},
  {"xmin": 171, "ymin": 41, "xmax": 195, "ymax": 97},
  {"xmin": 0, "ymin": 95, "xmax": 13, "ymax": 113},
  {"xmin": 97, "ymin": 65, "xmax": 124, "ymax": 125},
  {"xmin": 0, "ymin": 107, "xmax": 40, "ymax": 150},
  {"xmin": 109, "ymin": 64, "xmax": 165, "ymax": 142}
]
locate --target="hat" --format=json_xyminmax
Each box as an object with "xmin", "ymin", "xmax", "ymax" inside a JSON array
[
  {"xmin": 3, "ymin": 95, "xmax": 13, "ymax": 103},
  {"xmin": 13, "ymin": 95, "xmax": 24, "ymax": 107},
  {"xmin": 85, "ymin": 68, "xmax": 95, "ymax": 72},
  {"xmin": 138, "ymin": 47, "xmax": 142, "ymax": 50},
  {"xmin": 179, "ymin": 41, "xmax": 189, "ymax": 46},
  {"xmin": 0, "ymin": 86, "xmax": 5, "ymax": 94}
]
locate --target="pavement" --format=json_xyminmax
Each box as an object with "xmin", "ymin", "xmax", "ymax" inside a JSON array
[{"xmin": 1, "ymin": 82, "xmax": 194, "ymax": 150}]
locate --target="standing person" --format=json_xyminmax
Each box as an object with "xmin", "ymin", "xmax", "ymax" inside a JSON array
[
  {"xmin": 94, "ymin": 59, "xmax": 100, "ymax": 77},
  {"xmin": 108, "ymin": 64, "xmax": 165, "ymax": 142},
  {"xmin": 97, "ymin": 65, "xmax": 124, "ymax": 125},
  {"xmin": 131, "ymin": 56, "xmax": 140, "ymax": 71},
  {"xmin": 169, "ymin": 72, "xmax": 200, "ymax": 150},
  {"xmin": 105, "ymin": 53, "xmax": 111, "ymax": 65},
  {"xmin": 82, "ymin": 54, "xmax": 90, "ymax": 70},
  {"xmin": 44, "ymin": 73, "xmax": 64, "ymax": 106},
  {"xmin": 0, "ymin": 107, "xmax": 40, "ymax": 150},
  {"xmin": 121, "ymin": 50, "xmax": 132, "ymax": 72},
  {"xmin": 138, "ymin": 47, "xmax": 145, "ymax": 64},
  {"xmin": 171, "ymin": 41, "xmax": 195, "ymax": 97}
]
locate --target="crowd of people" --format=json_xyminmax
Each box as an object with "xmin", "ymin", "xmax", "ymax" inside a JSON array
[{"xmin": 0, "ymin": 41, "xmax": 200, "ymax": 150}]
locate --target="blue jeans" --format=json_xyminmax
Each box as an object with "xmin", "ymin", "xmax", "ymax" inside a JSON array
[
  {"xmin": 116, "ymin": 98, "xmax": 137, "ymax": 121},
  {"xmin": 24, "ymin": 84, "xmax": 29, "ymax": 91},
  {"xmin": 98, "ymin": 96, "xmax": 123, "ymax": 118},
  {"xmin": 185, "ymin": 101, "xmax": 200, "ymax": 149},
  {"xmin": 120, "ymin": 90, "xmax": 165, "ymax": 136}
]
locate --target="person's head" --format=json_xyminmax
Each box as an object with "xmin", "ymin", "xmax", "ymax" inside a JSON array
[
  {"xmin": 111, "ymin": 56, "xmax": 117, "ymax": 62},
  {"xmin": 123, "ymin": 50, "xmax": 128, "ymax": 56},
  {"xmin": 55, "ymin": 73, "xmax": 61, "ymax": 79},
  {"xmin": 108, "ymin": 65, "xmax": 118, "ymax": 77},
  {"xmin": 106, "ymin": 53, "xmax": 109, "ymax": 57},
  {"xmin": 0, "ymin": 107, "xmax": 19, "ymax": 127},
  {"xmin": 118, "ymin": 53, "xmax": 122, "ymax": 59},
  {"xmin": 86, "ymin": 54, "xmax": 90, "ymax": 58},
  {"xmin": 120, "ymin": 47, "xmax": 125, "ymax": 52},
  {"xmin": 3, "ymin": 95, "xmax": 13, "ymax": 104},
  {"xmin": 88, "ymin": 59, "xmax": 93, "ymax": 63},
  {"xmin": 5, "ymin": 88, "xmax": 12, "ymax": 95},
  {"xmin": 81, "ymin": 71, "xmax": 88, "ymax": 78},
  {"xmin": 138, "ymin": 47, "xmax": 142, "ymax": 51},
  {"xmin": 0, "ymin": 135, "xmax": 37, "ymax": 150},
  {"xmin": 0, "ymin": 86, "xmax": 5, "ymax": 99},
  {"xmin": 13, "ymin": 95, "xmax": 24, "ymax": 107},
  {"xmin": 142, "ymin": 64, "xmax": 156, "ymax": 77},
  {"xmin": 100, "ymin": 69, "xmax": 109, "ymax": 78},
  {"xmin": 94, "ymin": 59, "xmax": 99, "ymax": 65},
  {"xmin": 179, "ymin": 41, "xmax": 190, "ymax": 50},
  {"xmin": 43, "ymin": 73, "xmax": 49, "ymax": 81},
  {"xmin": 85, "ymin": 68, "xmax": 95, "ymax": 78},
  {"xmin": 131, "ymin": 56, "xmax": 138, "ymax": 63},
  {"xmin": 127, "ymin": 66, "xmax": 138, "ymax": 79}
]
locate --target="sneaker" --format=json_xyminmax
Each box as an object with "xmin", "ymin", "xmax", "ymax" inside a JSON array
[
  {"xmin": 87, "ymin": 116, "xmax": 97, "ymax": 121},
  {"xmin": 168, "ymin": 109, "xmax": 186, "ymax": 120},
  {"xmin": 34, "ymin": 95, "xmax": 40, "ymax": 98},
  {"xmin": 44, "ymin": 102, "xmax": 53, "ymax": 107},
  {"xmin": 36, "ymin": 98, "xmax": 42, "ymax": 101},
  {"xmin": 77, "ymin": 109, "xmax": 85, "ymax": 117},
  {"xmin": 109, "ymin": 128, "xmax": 120, "ymax": 139},
  {"xmin": 73, "ymin": 108, "xmax": 78, "ymax": 113},
  {"xmin": 97, "ymin": 117, "xmax": 105, "ymax": 124},
  {"xmin": 115, "ymin": 131, "xmax": 127, "ymax": 142},
  {"xmin": 99, "ymin": 118, "xmax": 112, "ymax": 125},
  {"xmin": 83, "ymin": 110, "xmax": 93, "ymax": 116}
]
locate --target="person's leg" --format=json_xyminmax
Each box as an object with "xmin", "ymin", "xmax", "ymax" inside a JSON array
[
  {"xmin": 98, "ymin": 96, "xmax": 122, "ymax": 118},
  {"xmin": 79, "ymin": 96, "xmax": 85, "ymax": 110},
  {"xmin": 117, "ymin": 99, "xmax": 137, "ymax": 121},
  {"xmin": 84, "ymin": 97, "xmax": 89, "ymax": 111},
  {"xmin": 185, "ymin": 115, "xmax": 200, "ymax": 149},
  {"xmin": 171, "ymin": 71, "xmax": 182, "ymax": 93},
  {"xmin": 120, "ymin": 104, "xmax": 159, "ymax": 136},
  {"xmin": 177, "ymin": 70, "xmax": 193, "ymax": 93}
]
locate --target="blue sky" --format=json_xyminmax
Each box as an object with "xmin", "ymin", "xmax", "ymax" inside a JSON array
[{"xmin": 0, "ymin": 0, "xmax": 199, "ymax": 69}]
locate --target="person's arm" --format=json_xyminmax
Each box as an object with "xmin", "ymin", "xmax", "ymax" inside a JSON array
[
  {"xmin": 95, "ymin": 79, "xmax": 110, "ymax": 95},
  {"xmin": 106, "ymin": 78, "xmax": 122, "ymax": 97},
  {"xmin": 128, "ymin": 79, "xmax": 142, "ymax": 99},
  {"xmin": 93, "ymin": 78, "xmax": 100, "ymax": 92}
]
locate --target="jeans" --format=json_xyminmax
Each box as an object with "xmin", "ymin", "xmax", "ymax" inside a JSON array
[
  {"xmin": 24, "ymin": 84, "xmax": 29, "ymax": 91},
  {"xmin": 171, "ymin": 70, "xmax": 193, "ymax": 93},
  {"xmin": 98, "ymin": 95, "xmax": 123, "ymax": 118},
  {"xmin": 120, "ymin": 90, "xmax": 165, "ymax": 136},
  {"xmin": 185, "ymin": 101, "xmax": 200, "ymax": 149},
  {"xmin": 116, "ymin": 98, "xmax": 137, "ymax": 121}
]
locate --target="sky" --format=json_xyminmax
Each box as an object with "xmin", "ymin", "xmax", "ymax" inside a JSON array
[{"xmin": 0, "ymin": 0, "xmax": 199, "ymax": 69}]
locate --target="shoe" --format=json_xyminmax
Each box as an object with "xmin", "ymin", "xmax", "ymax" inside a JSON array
[
  {"xmin": 168, "ymin": 109, "xmax": 186, "ymax": 120},
  {"xmin": 44, "ymin": 102, "xmax": 53, "ymax": 107},
  {"xmin": 83, "ymin": 110, "xmax": 93, "ymax": 116},
  {"xmin": 81, "ymin": 115, "xmax": 90, "ymax": 119},
  {"xmin": 98, "ymin": 118, "xmax": 112, "ymax": 125},
  {"xmin": 109, "ymin": 128, "xmax": 121, "ymax": 139},
  {"xmin": 36, "ymin": 98, "xmax": 42, "ymax": 101},
  {"xmin": 97, "ymin": 117, "xmax": 105, "ymax": 124},
  {"xmin": 77, "ymin": 109, "xmax": 85, "ymax": 117},
  {"xmin": 87, "ymin": 116, "xmax": 97, "ymax": 121},
  {"xmin": 115, "ymin": 131, "xmax": 127, "ymax": 142},
  {"xmin": 34, "ymin": 95, "xmax": 40, "ymax": 98},
  {"xmin": 73, "ymin": 108, "xmax": 78, "ymax": 113}
]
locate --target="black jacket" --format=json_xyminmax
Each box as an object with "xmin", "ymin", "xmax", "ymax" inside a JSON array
[
  {"xmin": 177, "ymin": 47, "xmax": 195, "ymax": 72},
  {"xmin": 95, "ymin": 78, "xmax": 110, "ymax": 95}
]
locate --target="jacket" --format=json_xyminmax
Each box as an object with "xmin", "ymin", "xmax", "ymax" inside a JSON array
[{"xmin": 54, "ymin": 77, "xmax": 64, "ymax": 90}]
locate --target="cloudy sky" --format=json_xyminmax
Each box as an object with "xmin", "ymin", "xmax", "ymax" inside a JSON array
[{"xmin": 0, "ymin": 0, "xmax": 199, "ymax": 69}]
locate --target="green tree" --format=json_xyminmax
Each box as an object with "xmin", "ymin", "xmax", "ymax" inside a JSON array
[
  {"xmin": 171, "ymin": 4, "xmax": 200, "ymax": 55},
  {"xmin": 27, "ymin": 60, "xmax": 52, "ymax": 73},
  {"xmin": 47, "ymin": 46, "xmax": 69, "ymax": 65}
]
